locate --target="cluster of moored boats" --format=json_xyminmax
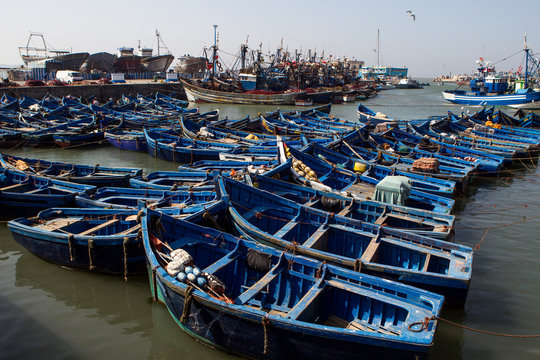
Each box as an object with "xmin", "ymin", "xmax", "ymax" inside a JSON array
[{"xmin": 1, "ymin": 92, "xmax": 540, "ymax": 359}]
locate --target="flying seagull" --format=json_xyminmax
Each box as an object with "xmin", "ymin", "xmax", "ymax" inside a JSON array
[{"xmin": 406, "ymin": 10, "xmax": 416, "ymax": 21}]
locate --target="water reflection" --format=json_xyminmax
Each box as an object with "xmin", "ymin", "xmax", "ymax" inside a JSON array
[{"xmin": 15, "ymin": 250, "xmax": 151, "ymax": 337}]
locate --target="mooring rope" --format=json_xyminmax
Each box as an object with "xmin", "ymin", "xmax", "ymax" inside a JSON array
[
  {"xmin": 262, "ymin": 316, "xmax": 271, "ymax": 355},
  {"xmin": 88, "ymin": 239, "xmax": 95, "ymax": 270},
  {"xmin": 180, "ymin": 286, "xmax": 194, "ymax": 324},
  {"xmin": 68, "ymin": 234, "xmax": 75, "ymax": 261},
  {"xmin": 409, "ymin": 316, "xmax": 540, "ymax": 338},
  {"xmin": 123, "ymin": 236, "xmax": 130, "ymax": 282}
]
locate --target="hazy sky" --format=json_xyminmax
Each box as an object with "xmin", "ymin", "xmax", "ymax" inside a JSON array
[{"xmin": 3, "ymin": 0, "xmax": 540, "ymax": 77}]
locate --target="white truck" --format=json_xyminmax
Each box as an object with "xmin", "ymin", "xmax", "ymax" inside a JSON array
[{"xmin": 56, "ymin": 70, "xmax": 83, "ymax": 84}]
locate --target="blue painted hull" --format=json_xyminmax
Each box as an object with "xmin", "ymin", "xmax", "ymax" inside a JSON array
[
  {"xmin": 10, "ymin": 230, "xmax": 145, "ymax": 274},
  {"xmin": 442, "ymin": 90, "xmax": 540, "ymax": 105},
  {"xmin": 0, "ymin": 193, "xmax": 75, "ymax": 219},
  {"xmin": 7, "ymin": 209, "xmax": 145, "ymax": 275},
  {"xmin": 104, "ymin": 131, "xmax": 147, "ymax": 152},
  {"xmin": 142, "ymin": 208, "xmax": 444, "ymax": 359},
  {"xmin": 153, "ymin": 276, "xmax": 432, "ymax": 360}
]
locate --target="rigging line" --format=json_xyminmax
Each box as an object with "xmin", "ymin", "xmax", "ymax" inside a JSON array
[
  {"xmin": 491, "ymin": 50, "xmax": 523, "ymax": 65},
  {"xmin": 217, "ymin": 49, "xmax": 241, "ymax": 59}
]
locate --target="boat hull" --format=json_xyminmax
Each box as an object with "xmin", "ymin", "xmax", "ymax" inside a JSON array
[
  {"xmin": 104, "ymin": 131, "xmax": 147, "ymax": 152},
  {"xmin": 442, "ymin": 90, "xmax": 540, "ymax": 105},
  {"xmin": 141, "ymin": 54, "xmax": 175, "ymax": 73},
  {"xmin": 10, "ymin": 230, "xmax": 145, "ymax": 274},
  {"xmin": 181, "ymin": 79, "xmax": 303, "ymax": 105},
  {"xmin": 152, "ymin": 272, "xmax": 432, "ymax": 360}
]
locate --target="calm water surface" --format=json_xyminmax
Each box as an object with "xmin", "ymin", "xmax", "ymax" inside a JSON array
[{"xmin": 1, "ymin": 84, "xmax": 539, "ymax": 360}]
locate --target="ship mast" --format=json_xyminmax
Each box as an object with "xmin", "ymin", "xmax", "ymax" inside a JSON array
[
  {"xmin": 212, "ymin": 25, "xmax": 218, "ymax": 78},
  {"xmin": 524, "ymin": 34, "xmax": 529, "ymax": 89},
  {"xmin": 156, "ymin": 29, "xmax": 160, "ymax": 56},
  {"xmin": 377, "ymin": 28, "xmax": 380, "ymax": 70}
]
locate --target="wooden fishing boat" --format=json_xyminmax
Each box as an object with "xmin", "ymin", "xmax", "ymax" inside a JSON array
[
  {"xmin": 271, "ymin": 140, "xmax": 455, "ymax": 214},
  {"xmin": 22, "ymin": 117, "xmax": 98, "ymax": 147},
  {"xmin": 249, "ymin": 174, "xmax": 456, "ymax": 241},
  {"xmin": 0, "ymin": 168, "xmax": 95, "ymax": 219},
  {"xmin": 8, "ymin": 208, "xmax": 142, "ymax": 275},
  {"xmin": 216, "ymin": 176, "xmax": 472, "ymax": 304},
  {"xmin": 303, "ymin": 143, "xmax": 457, "ymax": 198},
  {"xmin": 341, "ymin": 129, "xmax": 480, "ymax": 176},
  {"xmin": 330, "ymin": 132, "xmax": 474, "ymax": 192},
  {"xmin": 7, "ymin": 202, "xmax": 223, "ymax": 276},
  {"xmin": 446, "ymin": 113, "xmax": 540, "ymax": 149},
  {"xmin": 142, "ymin": 207, "xmax": 445, "ymax": 359},
  {"xmin": 366, "ymin": 129, "xmax": 505, "ymax": 173},
  {"xmin": 0, "ymin": 129, "xmax": 23, "ymax": 148},
  {"xmin": 145, "ymin": 128, "xmax": 279, "ymax": 164},
  {"xmin": 76, "ymin": 187, "xmax": 217, "ymax": 210},
  {"xmin": 144, "ymin": 129, "xmax": 241, "ymax": 164},
  {"xmin": 357, "ymin": 105, "xmax": 395, "ymax": 124},
  {"xmin": 104, "ymin": 129, "xmax": 147, "ymax": 152},
  {"xmin": 129, "ymin": 170, "xmax": 216, "ymax": 191},
  {"xmin": 180, "ymin": 79, "xmax": 305, "ymax": 105},
  {"xmin": 0, "ymin": 154, "xmax": 143, "ymax": 187},
  {"xmin": 407, "ymin": 122, "xmax": 527, "ymax": 159},
  {"xmin": 178, "ymin": 160, "xmax": 277, "ymax": 173}
]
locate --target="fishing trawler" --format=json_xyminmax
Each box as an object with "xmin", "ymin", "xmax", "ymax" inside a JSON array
[
  {"xmin": 442, "ymin": 36, "xmax": 540, "ymax": 106},
  {"xmin": 18, "ymin": 32, "xmax": 89, "ymax": 71}
]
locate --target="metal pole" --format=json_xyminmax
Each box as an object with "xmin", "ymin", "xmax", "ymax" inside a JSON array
[{"xmin": 212, "ymin": 25, "xmax": 218, "ymax": 78}]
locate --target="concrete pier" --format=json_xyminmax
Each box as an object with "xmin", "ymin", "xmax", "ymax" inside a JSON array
[{"xmin": 1, "ymin": 82, "xmax": 187, "ymax": 102}]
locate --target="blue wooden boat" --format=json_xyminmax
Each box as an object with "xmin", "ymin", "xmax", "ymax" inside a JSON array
[
  {"xmin": 178, "ymin": 159, "xmax": 277, "ymax": 172},
  {"xmin": 217, "ymin": 176, "xmax": 472, "ymax": 304},
  {"xmin": 76, "ymin": 187, "xmax": 217, "ymax": 210},
  {"xmin": 341, "ymin": 129, "xmax": 481, "ymax": 176},
  {"xmin": 276, "ymin": 111, "xmax": 359, "ymax": 130},
  {"xmin": 0, "ymin": 168, "xmax": 95, "ymax": 219},
  {"xmin": 22, "ymin": 117, "xmax": 98, "ymax": 147},
  {"xmin": 144, "ymin": 129, "xmax": 241, "ymax": 164},
  {"xmin": 129, "ymin": 170, "xmax": 216, "ymax": 190},
  {"xmin": 249, "ymin": 174, "xmax": 456, "ymax": 241},
  {"xmin": 104, "ymin": 129, "xmax": 147, "ymax": 152},
  {"xmin": 331, "ymin": 132, "xmax": 474, "ymax": 192},
  {"xmin": 0, "ymin": 129, "xmax": 23, "ymax": 148},
  {"xmin": 446, "ymin": 113, "xmax": 540, "ymax": 145},
  {"xmin": 471, "ymin": 108, "xmax": 540, "ymax": 134},
  {"xmin": 180, "ymin": 117, "xmax": 279, "ymax": 146},
  {"xmin": 302, "ymin": 143, "xmax": 457, "ymax": 198},
  {"xmin": 7, "ymin": 202, "xmax": 223, "ymax": 276},
  {"xmin": 369, "ymin": 129, "xmax": 506, "ymax": 173},
  {"xmin": 155, "ymin": 92, "xmax": 189, "ymax": 108},
  {"xmin": 258, "ymin": 115, "xmax": 335, "ymax": 137},
  {"xmin": 145, "ymin": 128, "xmax": 279, "ymax": 164},
  {"xmin": 8, "ymin": 208, "xmax": 142, "ymax": 275},
  {"xmin": 265, "ymin": 112, "xmax": 354, "ymax": 135},
  {"xmin": 0, "ymin": 154, "xmax": 143, "ymax": 187},
  {"xmin": 142, "ymin": 207, "xmax": 445, "ymax": 359},
  {"xmin": 406, "ymin": 122, "xmax": 527, "ymax": 159},
  {"xmin": 272, "ymin": 140, "xmax": 455, "ymax": 214},
  {"xmin": 357, "ymin": 105, "xmax": 396, "ymax": 124}
]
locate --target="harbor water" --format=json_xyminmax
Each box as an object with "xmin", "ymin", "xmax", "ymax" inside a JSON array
[{"xmin": 1, "ymin": 83, "xmax": 539, "ymax": 360}]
